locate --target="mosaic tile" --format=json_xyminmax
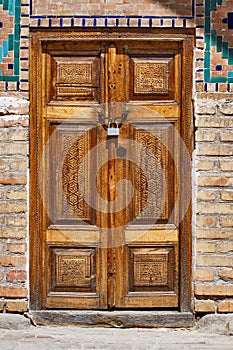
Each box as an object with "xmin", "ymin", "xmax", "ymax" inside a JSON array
[
  {"xmin": 0, "ymin": 0, "xmax": 20, "ymax": 82},
  {"xmin": 204, "ymin": 0, "xmax": 233, "ymax": 87}
]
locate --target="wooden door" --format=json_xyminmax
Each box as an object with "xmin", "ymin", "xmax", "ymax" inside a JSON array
[{"xmin": 30, "ymin": 30, "xmax": 193, "ymax": 311}]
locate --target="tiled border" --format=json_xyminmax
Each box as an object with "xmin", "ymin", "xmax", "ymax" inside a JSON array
[
  {"xmin": 204, "ymin": 0, "xmax": 233, "ymax": 92},
  {"xmin": 0, "ymin": 0, "xmax": 21, "ymax": 86}
]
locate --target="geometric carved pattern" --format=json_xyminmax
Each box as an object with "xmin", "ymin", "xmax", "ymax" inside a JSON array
[
  {"xmin": 52, "ymin": 56, "xmax": 100, "ymax": 101},
  {"xmin": 61, "ymin": 131, "xmax": 89, "ymax": 220},
  {"xmin": 51, "ymin": 248, "xmax": 96, "ymax": 292},
  {"xmin": 135, "ymin": 129, "xmax": 169, "ymax": 221},
  {"xmin": 134, "ymin": 61, "xmax": 169, "ymax": 94},
  {"xmin": 133, "ymin": 249, "xmax": 169, "ymax": 287}
]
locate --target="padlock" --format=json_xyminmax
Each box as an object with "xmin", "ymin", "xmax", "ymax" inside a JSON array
[{"xmin": 107, "ymin": 122, "xmax": 120, "ymax": 136}]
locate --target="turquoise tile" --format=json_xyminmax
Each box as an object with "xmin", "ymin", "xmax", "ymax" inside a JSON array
[
  {"xmin": 210, "ymin": 0, "xmax": 216, "ymax": 11},
  {"xmin": 15, "ymin": 6, "xmax": 20, "ymax": 24},
  {"xmin": 3, "ymin": 75, "xmax": 19, "ymax": 81},
  {"xmin": 228, "ymin": 72, "xmax": 233, "ymax": 78},
  {"xmin": 14, "ymin": 25, "xmax": 20, "ymax": 40},
  {"xmin": 222, "ymin": 42, "xmax": 228, "ymax": 59},
  {"xmin": 205, "ymin": 17, "xmax": 210, "ymax": 34},
  {"xmin": 8, "ymin": 0, "xmax": 15, "ymax": 16},
  {"xmin": 211, "ymin": 30, "xmax": 216, "ymax": 46},
  {"xmin": 205, "ymin": 0, "xmax": 210, "ymax": 16},
  {"xmin": 204, "ymin": 51, "xmax": 210, "ymax": 68},
  {"xmin": 8, "ymin": 34, "xmax": 14, "ymax": 50},
  {"xmin": 3, "ymin": 40, "xmax": 8, "ymax": 56},
  {"xmin": 205, "ymin": 34, "xmax": 210, "ymax": 51},
  {"xmin": 228, "ymin": 78, "xmax": 233, "ymax": 83},
  {"xmin": 229, "ymin": 49, "xmax": 233, "ymax": 65},
  {"xmin": 204, "ymin": 68, "xmax": 210, "ymax": 82},
  {"xmin": 0, "ymin": 0, "xmax": 3, "ymax": 4},
  {"xmin": 0, "ymin": 47, "xmax": 2, "ymax": 63},
  {"xmin": 14, "ymin": 58, "xmax": 19, "ymax": 75},
  {"xmin": 211, "ymin": 76, "xmax": 227, "ymax": 83},
  {"xmin": 217, "ymin": 36, "xmax": 222, "ymax": 52},
  {"xmin": 3, "ymin": 0, "xmax": 8, "ymax": 11},
  {"xmin": 14, "ymin": 41, "xmax": 19, "ymax": 58}
]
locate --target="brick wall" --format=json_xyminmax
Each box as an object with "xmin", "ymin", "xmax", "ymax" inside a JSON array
[
  {"xmin": 0, "ymin": 94, "xmax": 29, "ymax": 312},
  {"xmin": 0, "ymin": 0, "xmax": 233, "ymax": 315},
  {"xmin": 194, "ymin": 98, "xmax": 233, "ymax": 314}
]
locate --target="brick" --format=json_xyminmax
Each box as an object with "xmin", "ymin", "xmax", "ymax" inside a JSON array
[
  {"xmin": 195, "ymin": 285, "xmax": 233, "ymax": 296},
  {"xmin": 5, "ymin": 128, "xmax": 29, "ymax": 141},
  {"xmin": 0, "ymin": 144, "xmax": 28, "ymax": 156},
  {"xmin": 197, "ymin": 203, "xmax": 233, "ymax": 215},
  {"xmin": 0, "ymin": 228, "xmax": 26, "ymax": 239},
  {"xmin": 0, "ymin": 256, "xmax": 26, "ymax": 267},
  {"xmin": 0, "ymin": 300, "xmax": 4, "ymax": 311},
  {"xmin": 219, "ymin": 101, "xmax": 233, "ymax": 115},
  {"xmin": 0, "ymin": 286, "xmax": 27, "ymax": 298},
  {"xmin": 197, "ymin": 143, "xmax": 233, "ymax": 156},
  {"xmin": 6, "ymin": 215, "xmax": 27, "ymax": 227},
  {"xmin": 198, "ymin": 176, "xmax": 233, "ymax": 187},
  {"xmin": 196, "ymin": 255, "xmax": 233, "ymax": 267},
  {"xmin": 196, "ymin": 116, "xmax": 233, "ymax": 128},
  {"xmin": 6, "ymin": 270, "xmax": 27, "ymax": 282},
  {"xmin": 197, "ymin": 190, "xmax": 217, "ymax": 201},
  {"xmin": 220, "ymin": 131, "xmax": 233, "ymax": 142},
  {"xmin": 0, "ymin": 202, "xmax": 27, "ymax": 214},
  {"xmin": 218, "ymin": 242, "xmax": 233, "ymax": 253},
  {"xmin": 220, "ymin": 190, "xmax": 233, "ymax": 201},
  {"xmin": 219, "ymin": 270, "xmax": 233, "ymax": 282},
  {"xmin": 195, "ymin": 130, "xmax": 217, "ymax": 142},
  {"xmin": 196, "ymin": 216, "xmax": 217, "ymax": 227},
  {"xmin": 217, "ymin": 301, "xmax": 233, "ymax": 313},
  {"xmin": 196, "ymin": 242, "xmax": 216, "ymax": 253},
  {"xmin": 6, "ymin": 190, "xmax": 27, "ymax": 200},
  {"xmin": 10, "ymin": 160, "xmax": 28, "ymax": 171},
  {"xmin": 0, "ymin": 117, "xmax": 29, "ymax": 128},
  {"xmin": 6, "ymin": 301, "xmax": 28, "ymax": 313},
  {"xmin": 195, "ymin": 300, "xmax": 215, "ymax": 313},
  {"xmin": 194, "ymin": 269, "xmax": 215, "ymax": 282},
  {"xmin": 220, "ymin": 161, "xmax": 233, "ymax": 171},
  {"xmin": 0, "ymin": 98, "xmax": 29, "ymax": 115},
  {"xmin": 196, "ymin": 228, "xmax": 233, "ymax": 239},
  {"xmin": 196, "ymin": 101, "xmax": 217, "ymax": 115},
  {"xmin": 0, "ymin": 270, "xmax": 4, "ymax": 280},
  {"xmin": 0, "ymin": 174, "xmax": 27, "ymax": 185},
  {"xmin": 196, "ymin": 160, "xmax": 215, "ymax": 171},
  {"xmin": 7, "ymin": 243, "xmax": 27, "ymax": 254}
]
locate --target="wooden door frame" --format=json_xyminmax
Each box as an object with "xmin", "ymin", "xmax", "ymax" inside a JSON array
[{"xmin": 29, "ymin": 28, "xmax": 194, "ymax": 312}]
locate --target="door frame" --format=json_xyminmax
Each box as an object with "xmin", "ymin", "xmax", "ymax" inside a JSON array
[{"xmin": 29, "ymin": 28, "xmax": 194, "ymax": 312}]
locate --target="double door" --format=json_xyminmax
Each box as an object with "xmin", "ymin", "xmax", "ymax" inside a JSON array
[{"xmin": 30, "ymin": 30, "xmax": 193, "ymax": 310}]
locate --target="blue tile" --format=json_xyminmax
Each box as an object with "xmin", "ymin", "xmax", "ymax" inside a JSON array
[
  {"xmin": 228, "ymin": 13, "xmax": 233, "ymax": 29},
  {"xmin": 216, "ymin": 65, "xmax": 222, "ymax": 71}
]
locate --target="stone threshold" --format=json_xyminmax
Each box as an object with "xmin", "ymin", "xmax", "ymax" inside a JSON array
[{"xmin": 28, "ymin": 310, "xmax": 195, "ymax": 328}]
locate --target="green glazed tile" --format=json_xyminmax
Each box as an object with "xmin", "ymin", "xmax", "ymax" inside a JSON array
[
  {"xmin": 222, "ymin": 42, "xmax": 228, "ymax": 59},
  {"xmin": 205, "ymin": 0, "xmax": 210, "ymax": 16},
  {"xmin": 14, "ymin": 42, "xmax": 19, "ymax": 58},
  {"xmin": 210, "ymin": 0, "xmax": 216, "ymax": 11},
  {"xmin": 205, "ymin": 17, "xmax": 210, "ymax": 34},
  {"xmin": 204, "ymin": 68, "xmax": 210, "ymax": 82},
  {"xmin": 204, "ymin": 51, "xmax": 210, "ymax": 68},
  {"xmin": 217, "ymin": 36, "xmax": 222, "ymax": 52},
  {"xmin": 3, "ymin": 76, "xmax": 19, "ymax": 81},
  {"xmin": 228, "ymin": 78, "xmax": 233, "ymax": 83},
  {"xmin": 14, "ymin": 25, "xmax": 20, "ymax": 40},
  {"xmin": 15, "ymin": 0, "xmax": 21, "ymax": 5},
  {"xmin": 229, "ymin": 49, "xmax": 233, "ymax": 65},
  {"xmin": 8, "ymin": 34, "xmax": 14, "ymax": 50},
  {"xmin": 3, "ymin": 0, "xmax": 8, "ymax": 11},
  {"xmin": 14, "ymin": 58, "xmax": 19, "ymax": 75},
  {"xmin": 205, "ymin": 34, "xmax": 210, "ymax": 51},
  {"xmin": 15, "ymin": 6, "xmax": 21, "ymax": 24},
  {"xmin": 211, "ymin": 30, "xmax": 216, "ymax": 46},
  {"xmin": 211, "ymin": 76, "xmax": 227, "ymax": 83}
]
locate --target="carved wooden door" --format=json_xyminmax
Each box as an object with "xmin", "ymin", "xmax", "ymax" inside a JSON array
[{"xmin": 30, "ymin": 31, "xmax": 193, "ymax": 311}]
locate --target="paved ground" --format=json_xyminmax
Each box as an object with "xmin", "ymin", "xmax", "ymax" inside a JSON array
[{"xmin": 0, "ymin": 325, "xmax": 233, "ymax": 350}]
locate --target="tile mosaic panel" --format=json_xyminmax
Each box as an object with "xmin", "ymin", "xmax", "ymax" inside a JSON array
[
  {"xmin": 0, "ymin": 0, "xmax": 20, "ymax": 82},
  {"xmin": 205, "ymin": 0, "xmax": 233, "ymax": 88}
]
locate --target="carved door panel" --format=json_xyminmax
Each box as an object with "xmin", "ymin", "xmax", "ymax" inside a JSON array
[{"xmin": 30, "ymin": 32, "xmax": 193, "ymax": 311}]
